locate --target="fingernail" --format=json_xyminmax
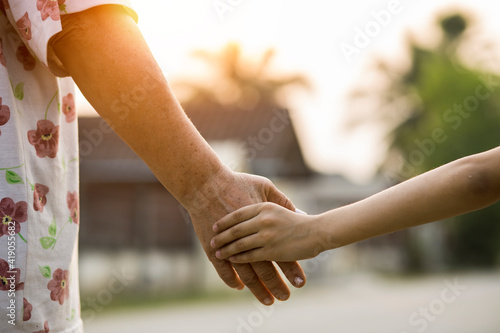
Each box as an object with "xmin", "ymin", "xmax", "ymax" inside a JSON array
[
  {"xmin": 295, "ymin": 208, "xmax": 307, "ymax": 215},
  {"xmin": 294, "ymin": 277, "xmax": 304, "ymax": 286},
  {"xmin": 264, "ymin": 298, "xmax": 273, "ymax": 305},
  {"xmin": 210, "ymin": 239, "xmax": 216, "ymax": 248},
  {"xmin": 278, "ymin": 294, "xmax": 289, "ymax": 301},
  {"xmin": 215, "ymin": 250, "xmax": 221, "ymax": 259},
  {"xmin": 212, "ymin": 224, "xmax": 218, "ymax": 232}
]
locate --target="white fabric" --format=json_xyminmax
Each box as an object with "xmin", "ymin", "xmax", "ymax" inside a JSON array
[{"xmin": 0, "ymin": 1, "xmax": 136, "ymax": 332}]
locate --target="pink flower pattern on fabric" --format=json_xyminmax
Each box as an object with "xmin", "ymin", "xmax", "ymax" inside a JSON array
[
  {"xmin": 0, "ymin": 197, "xmax": 28, "ymax": 237},
  {"xmin": 62, "ymin": 93, "xmax": 75, "ymax": 122},
  {"xmin": 0, "ymin": 1, "xmax": 136, "ymax": 331},
  {"xmin": 34, "ymin": 183, "xmax": 50, "ymax": 212},
  {"xmin": 0, "ymin": 259, "xmax": 24, "ymax": 291},
  {"xmin": 67, "ymin": 191, "xmax": 79, "ymax": 224},
  {"xmin": 36, "ymin": 0, "xmax": 64, "ymax": 21},
  {"xmin": 0, "ymin": 38, "xmax": 6, "ymax": 67},
  {"xmin": 47, "ymin": 268, "xmax": 69, "ymax": 305},
  {"xmin": 23, "ymin": 298, "xmax": 32, "ymax": 321},
  {"xmin": 16, "ymin": 44, "xmax": 36, "ymax": 71},
  {"xmin": 0, "ymin": 97, "xmax": 10, "ymax": 136},
  {"xmin": 27, "ymin": 120, "xmax": 60, "ymax": 158},
  {"xmin": 33, "ymin": 320, "xmax": 50, "ymax": 333},
  {"xmin": 16, "ymin": 12, "xmax": 32, "ymax": 40}
]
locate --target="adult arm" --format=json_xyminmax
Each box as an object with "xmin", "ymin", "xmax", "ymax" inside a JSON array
[{"xmin": 49, "ymin": 5, "xmax": 305, "ymax": 304}]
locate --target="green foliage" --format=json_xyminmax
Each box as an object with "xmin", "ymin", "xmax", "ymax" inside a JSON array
[{"xmin": 350, "ymin": 11, "xmax": 500, "ymax": 269}]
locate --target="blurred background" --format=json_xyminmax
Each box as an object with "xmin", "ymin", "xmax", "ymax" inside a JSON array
[{"xmin": 77, "ymin": 0, "xmax": 500, "ymax": 332}]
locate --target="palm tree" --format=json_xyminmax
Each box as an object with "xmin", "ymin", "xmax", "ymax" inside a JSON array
[{"xmin": 174, "ymin": 43, "xmax": 309, "ymax": 111}]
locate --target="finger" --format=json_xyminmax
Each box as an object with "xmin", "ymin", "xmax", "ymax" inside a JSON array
[
  {"xmin": 210, "ymin": 258, "xmax": 244, "ymax": 290},
  {"xmin": 215, "ymin": 233, "xmax": 264, "ymax": 259},
  {"xmin": 251, "ymin": 261, "xmax": 290, "ymax": 302},
  {"xmin": 276, "ymin": 261, "xmax": 306, "ymax": 288},
  {"xmin": 232, "ymin": 263, "xmax": 274, "ymax": 305},
  {"xmin": 211, "ymin": 219, "xmax": 261, "ymax": 249},
  {"xmin": 227, "ymin": 249, "xmax": 267, "ymax": 263},
  {"xmin": 266, "ymin": 185, "xmax": 296, "ymax": 212},
  {"xmin": 213, "ymin": 204, "xmax": 264, "ymax": 233}
]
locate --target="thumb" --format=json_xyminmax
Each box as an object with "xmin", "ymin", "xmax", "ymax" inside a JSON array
[{"xmin": 266, "ymin": 183, "xmax": 296, "ymax": 212}]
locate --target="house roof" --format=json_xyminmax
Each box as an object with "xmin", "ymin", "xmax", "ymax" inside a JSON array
[{"xmin": 78, "ymin": 105, "xmax": 311, "ymax": 182}]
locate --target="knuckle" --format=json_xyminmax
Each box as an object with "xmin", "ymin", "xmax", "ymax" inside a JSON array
[
  {"xmin": 261, "ymin": 218, "xmax": 273, "ymax": 228},
  {"xmin": 257, "ymin": 267, "xmax": 278, "ymax": 283},
  {"xmin": 234, "ymin": 239, "xmax": 245, "ymax": 250},
  {"xmin": 261, "ymin": 176, "xmax": 272, "ymax": 187},
  {"xmin": 262, "ymin": 202, "xmax": 274, "ymax": 211},
  {"xmin": 245, "ymin": 251, "xmax": 254, "ymax": 262},
  {"xmin": 230, "ymin": 225, "xmax": 241, "ymax": 237},
  {"xmin": 260, "ymin": 230, "xmax": 270, "ymax": 241},
  {"xmin": 220, "ymin": 271, "xmax": 236, "ymax": 283},
  {"xmin": 239, "ymin": 274, "xmax": 260, "ymax": 289},
  {"xmin": 233, "ymin": 210, "xmax": 243, "ymax": 222}
]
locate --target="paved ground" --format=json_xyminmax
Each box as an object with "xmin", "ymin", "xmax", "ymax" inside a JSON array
[{"xmin": 84, "ymin": 271, "xmax": 500, "ymax": 333}]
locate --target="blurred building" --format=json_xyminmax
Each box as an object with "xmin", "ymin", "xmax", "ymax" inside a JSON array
[{"xmin": 77, "ymin": 106, "xmax": 388, "ymax": 295}]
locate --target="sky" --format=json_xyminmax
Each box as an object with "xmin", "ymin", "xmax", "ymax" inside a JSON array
[{"xmin": 77, "ymin": 0, "xmax": 500, "ymax": 182}]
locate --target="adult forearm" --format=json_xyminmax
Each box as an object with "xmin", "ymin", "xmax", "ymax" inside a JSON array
[{"xmin": 51, "ymin": 5, "xmax": 223, "ymax": 207}]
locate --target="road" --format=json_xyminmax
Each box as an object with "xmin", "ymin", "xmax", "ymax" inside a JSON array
[{"xmin": 84, "ymin": 271, "xmax": 500, "ymax": 333}]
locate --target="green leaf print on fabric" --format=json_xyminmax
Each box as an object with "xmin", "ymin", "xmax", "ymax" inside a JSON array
[
  {"xmin": 39, "ymin": 265, "xmax": 51, "ymax": 278},
  {"xmin": 39, "ymin": 236, "xmax": 56, "ymax": 249},
  {"xmin": 26, "ymin": 178, "xmax": 35, "ymax": 191},
  {"xmin": 44, "ymin": 90, "xmax": 58, "ymax": 120},
  {"xmin": 14, "ymin": 82, "xmax": 24, "ymax": 100},
  {"xmin": 66, "ymin": 308, "xmax": 75, "ymax": 321},
  {"xmin": 40, "ymin": 216, "xmax": 73, "ymax": 250},
  {"xmin": 48, "ymin": 216, "xmax": 56, "ymax": 237},
  {"xmin": 5, "ymin": 170, "xmax": 23, "ymax": 184},
  {"xmin": 61, "ymin": 154, "xmax": 78, "ymax": 173},
  {"xmin": 0, "ymin": 163, "xmax": 25, "ymax": 185}
]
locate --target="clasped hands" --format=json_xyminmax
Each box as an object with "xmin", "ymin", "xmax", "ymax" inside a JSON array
[{"xmin": 183, "ymin": 167, "xmax": 306, "ymax": 305}]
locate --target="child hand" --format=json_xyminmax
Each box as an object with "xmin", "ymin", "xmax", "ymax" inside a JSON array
[{"xmin": 210, "ymin": 202, "xmax": 324, "ymax": 263}]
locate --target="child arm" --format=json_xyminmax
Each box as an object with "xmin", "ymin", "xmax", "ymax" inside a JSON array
[{"xmin": 211, "ymin": 146, "xmax": 500, "ymax": 263}]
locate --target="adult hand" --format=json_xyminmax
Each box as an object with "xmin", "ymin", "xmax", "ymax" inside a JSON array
[{"xmin": 185, "ymin": 167, "xmax": 306, "ymax": 305}]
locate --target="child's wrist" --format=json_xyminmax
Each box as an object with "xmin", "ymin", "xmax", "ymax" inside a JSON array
[
  {"xmin": 310, "ymin": 213, "xmax": 334, "ymax": 253},
  {"xmin": 315, "ymin": 209, "xmax": 347, "ymax": 251}
]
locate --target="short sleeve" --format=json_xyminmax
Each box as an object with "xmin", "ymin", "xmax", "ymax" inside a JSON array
[{"xmin": 2, "ymin": 0, "xmax": 137, "ymax": 70}]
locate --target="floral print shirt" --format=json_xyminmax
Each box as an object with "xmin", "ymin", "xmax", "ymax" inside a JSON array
[{"xmin": 0, "ymin": 1, "xmax": 136, "ymax": 332}]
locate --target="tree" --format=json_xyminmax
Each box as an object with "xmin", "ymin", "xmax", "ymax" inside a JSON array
[
  {"xmin": 174, "ymin": 43, "xmax": 309, "ymax": 111},
  {"xmin": 347, "ymin": 11, "xmax": 500, "ymax": 268}
]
